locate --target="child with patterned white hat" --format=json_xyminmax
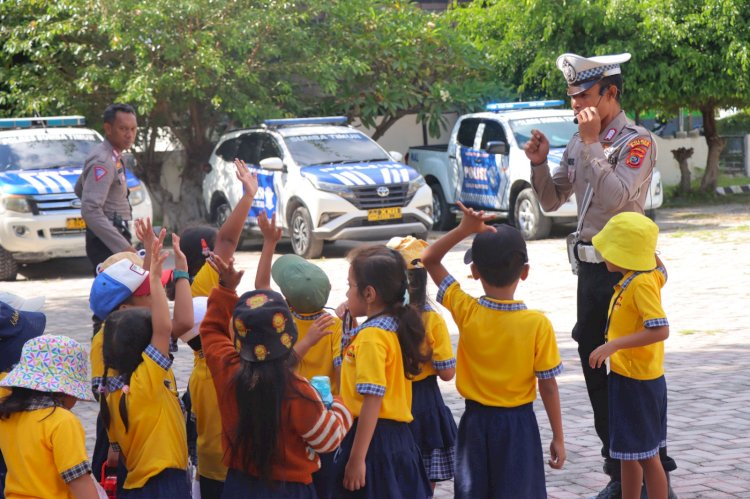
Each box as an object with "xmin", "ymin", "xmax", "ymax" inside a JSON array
[{"xmin": 0, "ymin": 335, "xmax": 99, "ymax": 498}]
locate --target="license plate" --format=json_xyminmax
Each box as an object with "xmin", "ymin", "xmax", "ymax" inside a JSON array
[
  {"xmin": 66, "ymin": 217, "xmax": 87, "ymax": 230},
  {"xmin": 367, "ymin": 207, "xmax": 402, "ymax": 221}
]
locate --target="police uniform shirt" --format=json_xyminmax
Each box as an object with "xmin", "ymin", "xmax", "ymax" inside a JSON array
[
  {"xmin": 437, "ymin": 275, "xmax": 563, "ymax": 408},
  {"xmin": 75, "ymin": 139, "xmax": 132, "ymax": 252},
  {"xmin": 531, "ymin": 111, "xmax": 656, "ymax": 242},
  {"xmin": 606, "ymin": 267, "xmax": 669, "ymax": 381}
]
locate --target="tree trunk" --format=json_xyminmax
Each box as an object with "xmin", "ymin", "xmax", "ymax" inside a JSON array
[
  {"xmin": 371, "ymin": 109, "xmax": 412, "ymax": 141},
  {"xmin": 671, "ymin": 147, "xmax": 694, "ymax": 195},
  {"xmin": 699, "ymin": 104, "xmax": 726, "ymax": 193}
]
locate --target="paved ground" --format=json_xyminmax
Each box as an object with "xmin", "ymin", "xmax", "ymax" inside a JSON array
[{"xmin": 4, "ymin": 203, "xmax": 750, "ymax": 498}]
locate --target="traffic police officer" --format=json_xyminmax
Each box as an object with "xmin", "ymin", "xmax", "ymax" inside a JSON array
[
  {"xmin": 75, "ymin": 103, "xmax": 138, "ymax": 273},
  {"xmin": 524, "ymin": 53, "xmax": 676, "ymax": 498}
]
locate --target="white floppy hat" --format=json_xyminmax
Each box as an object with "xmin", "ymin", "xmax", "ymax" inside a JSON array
[{"xmin": 0, "ymin": 291, "xmax": 45, "ymax": 312}]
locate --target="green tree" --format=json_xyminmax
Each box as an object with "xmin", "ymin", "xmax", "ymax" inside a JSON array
[
  {"xmin": 308, "ymin": 0, "xmax": 506, "ymax": 140},
  {"xmin": 626, "ymin": 0, "xmax": 750, "ymax": 192}
]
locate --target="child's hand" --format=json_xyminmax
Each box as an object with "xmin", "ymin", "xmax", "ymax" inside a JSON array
[
  {"xmin": 134, "ymin": 217, "xmax": 156, "ymax": 247},
  {"xmin": 150, "ymin": 238, "xmax": 168, "ymax": 277},
  {"xmin": 234, "ymin": 158, "xmax": 259, "ymax": 199},
  {"xmin": 307, "ymin": 313, "xmax": 335, "ymax": 345},
  {"xmin": 208, "ymin": 253, "xmax": 244, "ymax": 291},
  {"xmin": 343, "ymin": 457, "xmax": 366, "ymax": 491},
  {"xmin": 548, "ymin": 437, "xmax": 566, "ymax": 469},
  {"xmin": 589, "ymin": 342, "xmax": 616, "ymax": 369},
  {"xmin": 171, "ymin": 233, "xmax": 188, "ymax": 272},
  {"xmin": 456, "ymin": 201, "xmax": 497, "ymax": 235},
  {"xmin": 258, "ymin": 211, "xmax": 282, "ymax": 244}
]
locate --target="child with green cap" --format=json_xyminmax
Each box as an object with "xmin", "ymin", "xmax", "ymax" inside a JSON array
[
  {"xmin": 589, "ymin": 211, "xmax": 670, "ymax": 499},
  {"xmin": 254, "ymin": 211, "xmax": 343, "ymax": 499}
]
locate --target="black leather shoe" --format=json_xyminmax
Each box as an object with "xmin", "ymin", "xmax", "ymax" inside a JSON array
[{"xmin": 594, "ymin": 479, "xmax": 622, "ymax": 499}]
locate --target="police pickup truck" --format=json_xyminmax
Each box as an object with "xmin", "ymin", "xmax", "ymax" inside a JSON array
[
  {"xmin": 202, "ymin": 116, "xmax": 433, "ymax": 259},
  {"xmin": 0, "ymin": 116, "xmax": 153, "ymax": 280},
  {"xmin": 406, "ymin": 100, "xmax": 663, "ymax": 238}
]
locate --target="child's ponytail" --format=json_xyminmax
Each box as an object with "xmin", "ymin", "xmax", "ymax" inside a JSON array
[{"xmin": 348, "ymin": 245, "xmax": 432, "ymax": 378}]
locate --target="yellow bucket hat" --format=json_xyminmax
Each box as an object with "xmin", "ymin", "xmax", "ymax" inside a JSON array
[
  {"xmin": 592, "ymin": 212, "xmax": 658, "ymax": 271},
  {"xmin": 387, "ymin": 236, "xmax": 429, "ymax": 269}
]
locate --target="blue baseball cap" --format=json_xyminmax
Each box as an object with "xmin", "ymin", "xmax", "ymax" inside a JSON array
[{"xmin": 0, "ymin": 301, "xmax": 46, "ymax": 373}]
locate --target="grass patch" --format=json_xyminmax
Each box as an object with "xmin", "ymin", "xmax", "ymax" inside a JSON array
[
  {"xmin": 663, "ymin": 174, "xmax": 750, "ymax": 208},
  {"xmin": 679, "ymin": 328, "xmax": 725, "ymax": 336}
]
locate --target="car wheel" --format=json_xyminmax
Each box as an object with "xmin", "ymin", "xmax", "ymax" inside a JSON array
[
  {"xmin": 0, "ymin": 245, "xmax": 18, "ymax": 281},
  {"xmin": 514, "ymin": 187, "xmax": 552, "ymax": 240},
  {"xmin": 430, "ymin": 182, "xmax": 456, "ymax": 231},
  {"xmin": 212, "ymin": 200, "xmax": 232, "ymax": 228},
  {"xmin": 290, "ymin": 206, "xmax": 323, "ymax": 259}
]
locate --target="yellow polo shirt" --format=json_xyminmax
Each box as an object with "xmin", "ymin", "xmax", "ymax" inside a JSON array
[
  {"xmin": 606, "ymin": 268, "xmax": 668, "ymax": 381},
  {"xmin": 292, "ymin": 310, "xmax": 343, "ymax": 394},
  {"xmin": 0, "ymin": 405, "xmax": 90, "ymax": 499},
  {"xmin": 0, "ymin": 372, "xmax": 9, "ymax": 399},
  {"xmin": 438, "ymin": 275, "xmax": 562, "ymax": 408},
  {"xmin": 191, "ymin": 262, "xmax": 219, "ymax": 298},
  {"xmin": 105, "ymin": 345, "xmax": 188, "ymax": 489},
  {"xmin": 188, "ymin": 351, "xmax": 228, "ymax": 481},
  {"xmin": 91, "ymin": 328, "xmax": 178, "ymax": 398},
  {"xmin": 341, "ymin": 316, "xmax": 413, "ymax": 422},
  {"xmin": 413, "ymin": 307, "xmax": 455, "ymax": 382}
]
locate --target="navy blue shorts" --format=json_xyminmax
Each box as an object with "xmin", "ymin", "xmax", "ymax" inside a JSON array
[
  {"xmin": 119, "ymin": 468, "xmax": 190, "ymax": 498},
  {"xmin": 221, "ymin": 469, "xmax": 316, "ymax": 498},
  {"xmin": 335, "ymin": 418, "xmax": 431, "ymax": 499},
  {"xmin": 609, "ymin": 372, "xmax": 667, "ymax": 461},
  {"xmin": 409, "ymin": 375, "xmax": 457, "ymax": 481},
  {"xmin": 312, "ymin": 451, "xmax": 336, "ymax": 499},
  {"xmin": 455, "ymin": 400, "xmax": 546, "ymax": 499}
]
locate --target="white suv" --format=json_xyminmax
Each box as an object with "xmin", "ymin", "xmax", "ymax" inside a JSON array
[{"xmin": 202, "ymin": 117, "xmax": 433, "ymax": 258}]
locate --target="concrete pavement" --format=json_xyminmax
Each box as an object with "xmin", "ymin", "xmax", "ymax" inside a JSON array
[{"xmin": 3, "ymin": 203, "xmax": 749, "ymax": 498}]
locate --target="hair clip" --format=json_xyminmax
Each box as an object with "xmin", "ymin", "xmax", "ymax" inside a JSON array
[{"xmin": 201, "ymin": 238, "xmax": 210, "ymax": 257}]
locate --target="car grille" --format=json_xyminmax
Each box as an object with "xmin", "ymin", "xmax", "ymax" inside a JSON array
[
  {"xmin": 27, "ymin": 193, "xmax": 81, "ymax": 215},
  {"xmin": 350, "ymin": 183, "xmax": 414, "ymax": 209}
]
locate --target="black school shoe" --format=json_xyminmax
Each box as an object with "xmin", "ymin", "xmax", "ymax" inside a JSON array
[{"xmin": 594, "ymin": 479, "xmax": 622, "ymax": 499}]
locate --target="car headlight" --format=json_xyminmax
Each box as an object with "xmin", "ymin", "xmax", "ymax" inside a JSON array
[
  {"xmin": 306, "ymin": 176, "xmax": 357, "ymax": 202},
  {"xmin": 407, "ymin": 176, "xmax": 426, "ymax": 197},
  {"xmin": 129, "ymin": 184, "xmax": 146, "ymax": 206},
  {"xmin": 0, "ymin": 194, "xmax": 31, "ymax": 214}
]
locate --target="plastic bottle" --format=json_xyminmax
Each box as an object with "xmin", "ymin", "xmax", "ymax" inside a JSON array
[{"xmin": 311, "ymin": 375, "xmax": 333, "ymax": 408}]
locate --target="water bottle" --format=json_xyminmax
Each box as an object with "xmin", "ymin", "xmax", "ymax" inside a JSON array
[{"xmin": 311, "ymin": 375, "xmax": 333, "ymax": 408}]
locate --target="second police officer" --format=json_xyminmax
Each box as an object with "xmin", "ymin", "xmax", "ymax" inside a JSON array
[{"xmin": 524, "ymin": 53, "xmax": 677, "ymax": 499}]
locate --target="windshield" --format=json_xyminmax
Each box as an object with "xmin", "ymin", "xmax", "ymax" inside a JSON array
[
  {"xmin": 284, "ymin": 132, "xmax": 390, "ymax": 167},
  {"xmin": 0, "ymin": 132, "xmax": 101, "ymax": 171},
  {"xmin": 509, "ymin": 116, "xmax": 577, "ymax": 148}
]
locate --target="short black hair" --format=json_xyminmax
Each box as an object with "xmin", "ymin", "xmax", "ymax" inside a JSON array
[
  {"xmin": 102, "ymin": 103, "xmax": 136, "ymax": 124},
  {"xmin": 598, "ymin": 74, "xmax": 623, "ymax": 103},
  {"xmin": 474, "ymin": 252, "xmax": 527, "ymax": 287}
]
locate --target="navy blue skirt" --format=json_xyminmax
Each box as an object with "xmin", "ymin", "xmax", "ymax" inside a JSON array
[
  {"xmin": 119, "ymin": 468, "xmax": 190, "ymax": 499},
  {"xmin": 409, "ymin": 375, "xmax": 457, "ymax": 481},
  {"xmin": 454, "ymin": 400, "xmax": 546, "ymax": 499},
  {"xmin": 335, "ymin": 418, "xmax": 431, "ymax": 499},
  {"xmin": 609, "ymin": 372, "xmax": 667, "ymax": 461},
  {"xmin": 221, "ymin": 469, "xmax": 316, "ymax": 499}
]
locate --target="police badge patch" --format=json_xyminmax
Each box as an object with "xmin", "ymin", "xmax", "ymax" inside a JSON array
[
  {"xmin": 625, "ymin": 137, "xmax": 651, "ymax": 168},
  {"xmin": 562, "ymin": 60, "xmax": 577, "ymax": 84}
]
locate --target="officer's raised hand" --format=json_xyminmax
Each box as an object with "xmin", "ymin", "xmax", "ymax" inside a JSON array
[
  {"xmin": 524, "ymin": 128, "xmax": 550, "ymax": 166},
  {"xmin": 576, "ymin": 106, "xmax": 601, "ymax": 144}
]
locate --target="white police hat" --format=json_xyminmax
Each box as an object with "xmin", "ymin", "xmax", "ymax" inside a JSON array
[{"xmin": 556, "ymin": 53, "xmax": 631, "ymax": 96}]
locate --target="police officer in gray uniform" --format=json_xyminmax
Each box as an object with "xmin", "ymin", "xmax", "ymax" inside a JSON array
[
  {"xmin": 524, "ymin": 53, "xmax": 676, "ymax": 499},
  {"xmin": 75, "ymin": 103, "xmax": 138, "ymax": 273}
]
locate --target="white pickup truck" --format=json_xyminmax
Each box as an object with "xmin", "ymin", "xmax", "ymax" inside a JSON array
[
  {"xmin": 0, "ymin": 116, "xmax": 153, "ymax": 280},
  {"xmin": 202, "ymin": 116, "xmax": 433, "ymax": 258},
  {"xmin": 406, "ymin": 101, "xmax": 663, "ymax": 238}
]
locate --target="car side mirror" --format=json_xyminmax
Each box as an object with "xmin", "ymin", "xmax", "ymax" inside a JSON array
[
  {"xmin": 259, "ymin": 157, "xmax": 284, "ymax": 171},
  {"xmin": 486, "ymin": 141, "xmax": 507, "ymax": 155},
  {"xmin": 389, "ymin": 150, "xmax": 404, "ymax": 162}
]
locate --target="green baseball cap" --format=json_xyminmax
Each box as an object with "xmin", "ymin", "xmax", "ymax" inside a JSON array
[{"xmin": 271, "ymin": 255, "xmax": 331, "ymax": 313}]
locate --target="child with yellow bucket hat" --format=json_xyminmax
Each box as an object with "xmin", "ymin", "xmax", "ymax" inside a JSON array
[{"xmin": 589, "ymin": 212, "xmax": 671, "ymax": 499}]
